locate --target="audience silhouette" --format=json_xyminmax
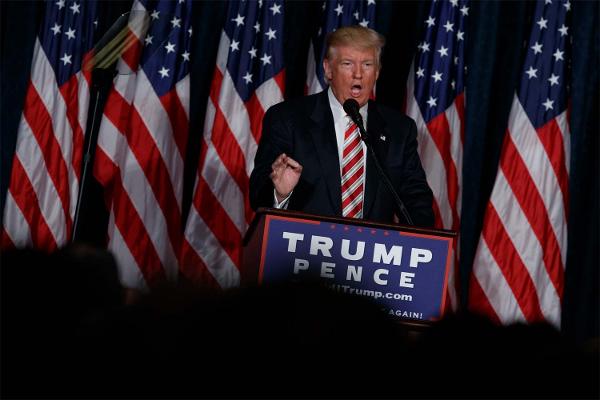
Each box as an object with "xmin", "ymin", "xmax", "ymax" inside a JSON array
[{"xmin": 1, "ymin": 246, "xmax": 597, "ymax": 398}]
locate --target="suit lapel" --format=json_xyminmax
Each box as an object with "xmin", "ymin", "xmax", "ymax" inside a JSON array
[
  {"xmin": 364, "ymin": 101, "xmax": 389, "ymax": 218},
  {"xmin": 309, "ymin": 91, "xmax": 342, "ymax": 214}
]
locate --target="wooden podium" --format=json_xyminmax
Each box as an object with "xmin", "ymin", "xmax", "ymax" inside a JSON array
[{"xmin": 243, "ymin": 208, "xmax": 456, "ymax": 323}]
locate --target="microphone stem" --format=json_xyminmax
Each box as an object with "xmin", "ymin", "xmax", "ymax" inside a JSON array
[{"xmin": 356, "ymin": 123, "xmax": 414, "ymax": 226}]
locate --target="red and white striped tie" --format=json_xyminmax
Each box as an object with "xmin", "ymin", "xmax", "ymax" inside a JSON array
[{"xmin": 341, "ymin": 122, "xmax": 365, "ymax": 218}]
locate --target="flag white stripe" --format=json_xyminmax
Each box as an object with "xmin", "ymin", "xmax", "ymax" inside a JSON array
[
  {"xmin": 215, "ymin": 31, "xmax": 230, "ymax": 74},
  {"xmin": 127, "ymin": 0, "xmax": 150, "ymax": 40},
  {"xmin": 176, "ymin": 75, "xmax": 190, "ymax": 118},
  {"xmin": 491, "ymin": 169, "xmax": 561, "ymax": 326},
  {"xmin": 474, "ymin": 238, "xmax": 528, "ymax": 325},
  {"xmin": 30, "ymin": 40, "xmax": 80, "ymax": 217},
  {"xmin": 255, "ymin": 77, "xmax": 284, "ymax": 115},
  {"xmin": 305, "ymin": 42, "xmax": 323, "ymax": 95},
  {"xmin": 15, "ymin": 121, "xmax": 65, "ymax": 245},
  {"xmin": 108, "ymin": 211, "xmax": 149, "ymax": 290},
  {"xmin": 76, "ymin": 71, "xmax": 91, "ymax": 143},
  {"xmin": 132, "ymin": 70, "xmax": 185, "ymax": 207},
  {"xmin": 508, "ymin": 98, "xmax": 567, "ymax": 257},
  {"xmin": 445, "ymin": 100, "xmax": 463, "ymax": 220},
  {"xmin": 407, "ymin": 88, "xmax": 453, "ymax": 229},
  {"xmin": 201, "ymin": 137, "xmax": 246, "ymax": 235},
  {"xmin": 3, "ymin": 192, "xmax": 32, "ymax": 248},
  {"xmin": 216, "ymin": 69, "xmax": 258, "ymax": 172},
  {"xmin": 184, "ymin": 206, "xmax": 240, "ymax": 288},
  {"xmin": 556, "ymin": 110, "xmax": 570, "ymax": 176},
  {"xmin": 201, "ymin": 99, "xmax": 246, "ymax": 234},
  {"xmin": 97, "ymin": 117, "xmax": 179, "ymax": 281}
]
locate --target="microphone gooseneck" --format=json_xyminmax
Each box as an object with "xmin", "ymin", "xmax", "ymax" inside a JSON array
[{"xmin": 342, "ymin": 98, "xmax": 414, "ymax": 226}]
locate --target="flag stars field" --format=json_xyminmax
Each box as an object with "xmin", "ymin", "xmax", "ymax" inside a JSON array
[
  {"xmin": 171, "ymin": 17, "xmax": 181, "ymax": 28},
  {"xmin": 158, "ymin": 66, "xmax": 169, "ymax": 78},
  {"xmin": 65, "ymin": 27, "xmax": 76, "ymax": 40},
  {"xmin": 232, "ymin": 14, "xmax": 245, "ymax": 26},
  {"xmin": 265, "ymin": 28, "xmax": 277, "ymax": 40},
  {"xmin": 60, "ymin": 53, "xmax": 72, "ymax": 65},
  {"xmin": 526, "ymin": 66, "xmax": 538, "ymax": 79}
]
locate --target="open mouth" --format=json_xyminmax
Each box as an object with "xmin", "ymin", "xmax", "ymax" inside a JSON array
[{"xmin": 351, "ymin": 84, "xmax": 362, "ymax": 97}]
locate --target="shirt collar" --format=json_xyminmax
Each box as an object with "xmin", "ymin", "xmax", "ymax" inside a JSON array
[{"xmin": 327, "ymin": 87, "xmax": 368, "ymax": 125}]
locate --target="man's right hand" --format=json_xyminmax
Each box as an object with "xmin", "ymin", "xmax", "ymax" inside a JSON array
[{"xmin": 269, "ymin": 153, "xmax": 302, "ymax": 203}]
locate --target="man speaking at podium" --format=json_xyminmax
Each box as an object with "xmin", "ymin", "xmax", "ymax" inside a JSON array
[{"xmin": 250, "ymin": 26, "xmax": 434, "ymax": 228}]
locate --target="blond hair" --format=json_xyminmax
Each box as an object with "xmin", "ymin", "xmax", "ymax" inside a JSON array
[{"xmin": 325, "ymin": 25, "xmax": 386, "ymax": 64}]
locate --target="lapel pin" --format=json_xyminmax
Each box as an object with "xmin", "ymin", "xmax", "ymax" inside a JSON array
[{"xmin": 380, "ymin": 135, "xmax": 386, "ymax": 141}]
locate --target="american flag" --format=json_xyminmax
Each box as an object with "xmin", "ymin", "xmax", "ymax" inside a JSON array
[
  {"xmin": 405, "ymin": 0, "xmax": 468, "ymax": 310},
  {"xmin": 2, "ymin": 0, "xmax": 98, "ymax": 251},
  {"xmin": 306, "ymin": 0, "xmax": 376, "ymax": 95},
  {"xmin": 180, "ymin": 1, "xmax": 285, "ymax": 288},
  {"xmin": 93, "ymin": 0, "xmax": 191, "ymax": 289},
  {"xmin": 469, "ymin": 0, "xmax": 570, "ymax": 327}
]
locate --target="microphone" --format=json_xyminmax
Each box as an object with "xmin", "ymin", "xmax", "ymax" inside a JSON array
[
  {"xmin": 342, "ymin": 98, "xmax": 414, "ymax": 226},
  {"xmin": 343, "ymin": 99, "xmax": 368, "ymax": 142}
]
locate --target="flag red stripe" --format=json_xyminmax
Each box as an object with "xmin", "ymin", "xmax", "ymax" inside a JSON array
[
  {"xmin": 207, "ymin": 68, "xmax": 253, "ymax": 224},
  {"xmin": 59, "ymin": 74, "xmax": 85, "ymax": 179},
  {"xmin": 159, "ymin": 89, "xmax": 188, "ymax": 157},
  {"xmin": 482, "ymin": 202, "xmax": 545, "ymax": 322},
  {"xmin": 1, "ymin": 228, "xmax": 16, "ymax": 250},
  {"xmin": 454, "ymin": 92, "xmax": 466, "ymax": 144},
  {"xmin": 273, "ymin": 70, "xmax": 285, "ymax": 97},
  {"xmin": 194, "ymin": 176, "xmax": 243, "ymax": 268},
  {"xmin": 82, "ymin": 52, "xmax": 93, "ymax": 86},
  {"xmin": 179, "ymin": 238, "xmax": 222, "ymax": 290},
  {"xmin": 95, "ymin": 149, "xmax": 167, "ymax": 287},
  {"xmin": 209, "ymin": 66, "xmax": 225, "ymax": 106},
  {"xmin": 7, "ymin": 158, "xmax": 57, "ymax": 251},
  {"xmin": 426, "ymin": 112, "xmax": 460, "ymax": 229},
  {"xmin": 208, "ymin": 102, "xmax": 253, "ymax": 225},
  {"xmin": 103, "ymin": 89, "xmax": 183, "ymax": 252},
  {"xmin": 431, "ymin": 197, "xmax": 444, "ymax": 230},
  {"xmin": 468, "ymin": 276, "xmax": 502, "ymax": 325},
  {"xmin": 121, "ymin": 29, "xmax": 144, "ymax": 72},
  {"xmin": 536, "ymin": 119, "xmax": 569, "ymax": 213},
  {"xmin": 245, "ymin": 92, "xmax": 265, "ymax": 143},
  {"xmin": 93, "ymin": 140, "xmax": 119, "ymax": 209},
  {"xmin": 501, "ymin": 134, "xmax": 564, "ymax": 297},
  {"xmin": 22, "ymin": 81, "xmax": 73, "ymax": 237}
]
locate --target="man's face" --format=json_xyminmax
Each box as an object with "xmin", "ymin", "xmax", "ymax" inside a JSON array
[{"xmin": 323, "ymin": 45, "xmax": 380, "ymax": 108}]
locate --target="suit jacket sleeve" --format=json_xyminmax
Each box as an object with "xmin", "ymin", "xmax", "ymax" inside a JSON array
[{"xmin": 249, "ymin": 104, "xmax": 291, "ymax": 210}]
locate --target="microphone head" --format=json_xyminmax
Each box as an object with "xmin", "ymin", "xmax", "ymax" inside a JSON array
[{"xmin": 343, "ymin": 99, "xmax": 360, "ymax": 118}]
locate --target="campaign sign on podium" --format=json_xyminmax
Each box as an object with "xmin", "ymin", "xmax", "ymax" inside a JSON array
[{"xmin": 244, "ymin": 209, "xmax": 455, "ymax": 321}]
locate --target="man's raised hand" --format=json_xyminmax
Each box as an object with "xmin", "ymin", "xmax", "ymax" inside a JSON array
[{"xmin": 269, "ymin": 153, "xmax": 302, "ymax": 203}]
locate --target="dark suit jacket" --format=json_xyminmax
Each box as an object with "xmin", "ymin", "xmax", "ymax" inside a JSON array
[{"xmin": 249, "ymin": 90, "xmax": 434, "ymax": 227}]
